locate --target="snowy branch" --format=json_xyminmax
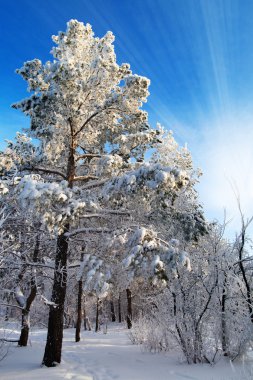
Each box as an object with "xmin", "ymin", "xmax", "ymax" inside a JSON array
[
  {"xmin": 25, "ymin": 166, "xmax": 67, "ymax": 179},
  {"xmin": 76, "ymin": 153, "xmax": 101, "ymax": 161},
  {"xmin": 73, "ymin": 175, "xmax": 98, "ymax": 182},
  {"xmin": 65, "ymin": 227, "xmax": 112, "ymax": 238},
  {"xmin": 81, "ymin": 179, "xmax": 109, "ymax": 190}
]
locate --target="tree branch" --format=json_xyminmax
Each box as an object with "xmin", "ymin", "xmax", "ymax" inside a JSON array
[
  {"xmin": 25, "ymin": 166, "xmax": 67, "ymax": 179},
  {"xmin": 80, "ymin": 209, "xmax": 131, "ymax": 217},
  {"xmin": 65, "ymin": 228, "xmax": 112, "ymax": 238},
  {"xmin": 81, "ymin": 179, "xmax": 108, "ymax": 190},
  {"xmin": 74, "ymin": 106, "xmax": 120, "ymax": 137},
  {"xmin": 76, "ymin": 154, "xmax": 101, "ymax": 161},
  {"xmin": 73, "ymin": 175, "xmax": 98, "ymax": 182},
  {"xmin": 74, "ymin": 109, "xmax": 102, "ymax": 137}
]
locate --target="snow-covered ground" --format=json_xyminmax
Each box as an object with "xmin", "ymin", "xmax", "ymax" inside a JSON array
[{"xmin": 0, "ymin": 322, "xmax": 252, "ymax": 380}]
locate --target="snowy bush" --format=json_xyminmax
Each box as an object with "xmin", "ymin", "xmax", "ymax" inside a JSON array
[
  {"xmin": 127, "ymin": 222, "xmax": 253, "ymax": 365},
  {"xmin": 128, "ymin": 314, "xmax": 173, "ymax": 353}
]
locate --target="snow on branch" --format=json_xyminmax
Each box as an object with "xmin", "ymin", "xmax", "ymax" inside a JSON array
[
  {"xmin": 40, "ymin": 295, "xmax": 58, "ymax": 308},
  {"xmin": 76, "ymin": 153, "xmax": 101, "ymax": 161},
  {"xmin": 73, "ymin": 175, "xmax": 98, "ymax": 182},
  {"xmin": 122, "ymin": 227, "xmax": 191, "ymax": 284},
  {"xmin": 78, "ymin": 254, "xmax": 111, "ymax": 298},
  {"xmin": 17, "ymin": 175, "xmax": 85, "ymax": 234},
  {"xmin": 24, "ymin": 166, "xmax": 67, "ymax": 179},
  {"xmin": 102, "ymin": 163, "xmax": 188, "ymax": 199},
  {"xmin": 79, "ymin": 208, "xmax": 131, "ymax": 219}
]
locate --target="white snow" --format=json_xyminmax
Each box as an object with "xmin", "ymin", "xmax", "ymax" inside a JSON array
[{"xmin": 1, "ymin": 323, "xmax": 252, "ymax": 380}]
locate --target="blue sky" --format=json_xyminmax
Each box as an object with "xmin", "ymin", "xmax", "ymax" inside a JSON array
[{"xmin": 1, "ymin": 0, "xmax": 253, "ymax": 235}]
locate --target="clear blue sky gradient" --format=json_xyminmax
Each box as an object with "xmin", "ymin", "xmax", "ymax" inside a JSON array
[{"xmin": 1, "ymin": 0, "xmax": 253, "ymax": 232}]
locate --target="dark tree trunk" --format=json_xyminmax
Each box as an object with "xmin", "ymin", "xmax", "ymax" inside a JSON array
[
  {"xmin": 75, "ymin": 250, "xmax": 85, "ymax": 341},
  {"xmin": 18, "ymin": 310, "xmax": 30, "ymax": 347},
  {"xmin": 110, "ymin": 300, "xmax": 116, "ymax": 322},
  {"xmin": 42, "ymin": 123, "xmax": 75, "ymax": 366},
  {"xmin": 18, "ymin": 278, "xmax": 37, "ymax": 346},
  {"xmin": 42, "ymin": 230, "xmax": 68, "ymax": 367},
  {"xmin": 118, "ymin": 294, "xmax": 122, "ymax": 323},
  {"xmin": 75, "ymin": 279, "xmax": 83, "ymax": 342},
  {"xmin": 126, "ymin": 288, "xmax": 132, "ymax": 329},
  {"xmin": 4, "ymin": 307, "xmax": 9, "ymax": 321},
  {"xmin": 83, "ymin": 295, "xmax": 88, "ymax": 330},
  {"xmin": 18, "ymin": 235, "xmax": 39, "ymax": 347},
  {"xmin": 95, "ymin": 297, "xmax": 99, "ymax": 332}
]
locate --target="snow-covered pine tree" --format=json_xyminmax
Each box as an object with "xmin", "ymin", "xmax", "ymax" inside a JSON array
[{"xmin": 11, "ymin": 20, "xmax": 188, "ymax": 366}]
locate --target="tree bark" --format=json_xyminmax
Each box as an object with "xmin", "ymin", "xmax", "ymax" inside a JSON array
[
  {"xmin": 110, "ymin": 300, "xmax": 116, "ymax": 322},
  {"xmin": 42, "ymin": 230, "xmax": 68, "ymax": 367},
  {"xmin": 126, "ymin": 288, "xmax": 132, "ymax": 329},
  {"xmin": 118, "ymin": 294, "xmax": 122, "ymax": 323},
  {"xmin": 75, "ymin": 249, "xmax": 85, "ymax": 342},
  {"xmin": 18, "ymin": 273, "xmax": 37, "ymax": 346},
  {"xmin": 18, "ymin": 310, "xmax": 30, "ymax": 347},
  {"xmin": 95, "ymin": 297, "xmax": 100, "ymax": 332},
  {"xmin": 75, "ymin": 279, "xmax": 83, "ymax": 342}
]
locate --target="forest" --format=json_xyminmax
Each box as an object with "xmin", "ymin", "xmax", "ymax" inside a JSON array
[{"xmin": 0, "ymin": 19, "xmax": 253, "ymax": 378}]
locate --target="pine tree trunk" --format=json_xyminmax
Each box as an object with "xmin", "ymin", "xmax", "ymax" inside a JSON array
[
  {"xmin": 110, "ymin": 300, "xmax": 116, "ymax": 322},
  {"xmin": 118, "ymin": 294, "xmax": 122, "ymax": 323},
  {"xmin": 42, "ymin": 230, "xmax": 68, "ymax": 367},
  {"xmin": 42, "ymin": 143, "xmax": 75, "ymax": 366},
  {"xmin": 75, "ymin": 279, "xmax": 83, "ymax": 342},
  {"xmin": 126, "ymin": 288, "xmax": 132, "ymax": 329},
  {"xmin": 95, "ymin": 297, "xmax": 99, "ymax": 332}
]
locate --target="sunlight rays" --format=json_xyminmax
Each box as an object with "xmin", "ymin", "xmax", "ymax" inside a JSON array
[
  {"xmin": 136, "ymin": 0, "xmax": 253, "ymax": 233},
  {"xmin": 194, "ymin": 109, "xmax": 253, "ymax": 234}
]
